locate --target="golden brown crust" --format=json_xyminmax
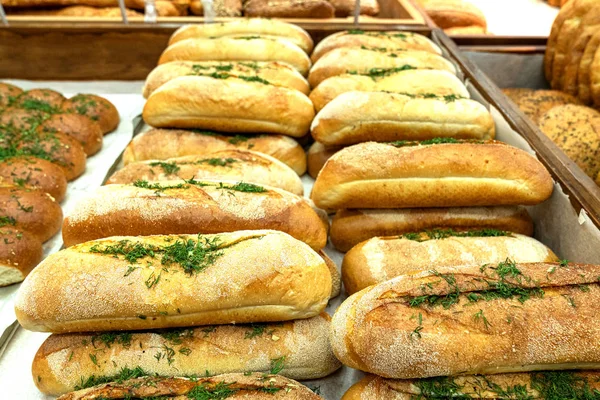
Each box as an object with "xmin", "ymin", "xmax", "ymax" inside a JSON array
[
  {"xmin": 14, "ymin": 88, "xmax": 65, "ymax": 109},
  {"xmin": 0, "ymin": 226, "xmax": 42, "ymax": 286},
  {"xmin": 330, "ymin": 206, "xmax": 535, "ymax": 253},
  {"xmin": 416, "ymin": 0, "xmax": 487, "ymax": 29},
  {"xmin": 311, "ymin": 142, "xmax": 554, "ymax": 210},
  {"xmin": 544, "ymin": 0, "xmax": 575, "ymax": 80},
  {"xmin": 0, "ymin": 156, "xmax": 68, "ymax": 202},
  {"xmin": 39, "ymin": 113, "xmax": 103, "ymax": 156},
  {"xmin": 307, "ymin": 142, "xmax": 341, "ymax": 179},
  {"xmin": 243, "ymin": 0, "xmax": 335, "ymax": 19},
  {"xmin": 61, "ymin": 94, "xmax": 119, "ymax": 134},
  {"xmin": 0, "ymin": 82, "xmax": 23, "ymax": 109},
  {"xmin": 319, "ymin": 250, "xmax": 340, "ymax": 298},
  {"xmin": 189, "ymin": 0, "xmax": 242, "ymax": 16},
  {"xmin": 329, "ymin": 0, "xmax": 379, "ymax": 17},
  {"xmin": 578, "ymin": 28, "xmax": 600, "ymax": 104},
  {"xmin": 6, "ymin": 5, "xmax": 143, "ymax": 17}
]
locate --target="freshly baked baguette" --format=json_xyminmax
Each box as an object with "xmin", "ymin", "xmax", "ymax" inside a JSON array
[
  {"xmin": 0, "ymin": 156, "xmax": 68, "ymax": 202},
  {"xmin": 106, "ymin": 150, "xmax": 304, "ymax": 195},
  {"xmin": 311, "ymin": 92, "xmax": 492, "ymax": 145},
  {"xmin": 309, "ymin": 69, "xmax": 469, "ymax": 111},
  {"xmin": 159, "ymin": 37, "xmax": 311, "ymax": 76},
  {"xmin": 307, "ymin": 142, "xmax": 341, "ymax": 179},
  {"xmin": 61, "ymin": 94, "xmax": 119, "ymax": 134},
  {"xmin": 319, "ymin": 250, "xmax": 340, "ymax": 298},
  {"xmin": 123, "ymin": 129, "xmax": 307, "ymax": 175},
  {"xmin": 0, "ymin": 226, "xmax": 42, "ymax": 287},
  {"xmin": 311, "ymin": 141, "xmax": 554, "ymax": 209},
  {"xmin": 56, "ymin": 373, "xmax": 323, "ymax": 400},
  {"xmin": 331, "ymin": 261, "xmax": 600, "ymax": 378},
  {"xmin": 342, "ymin": 231, "xmax": 557, "ymax": 294},
  {"xmin": 39, "ymin": 113, "xmax": 103, "ymax": 156},
  {"xmin": 143, "ymin": 76, "xmax": 314, "ymax": 138},
  {"xmin": 244, "ymin": 0, "xmax": 335, "ymax": 19},
  {"xmin": 33, "ymin": 313, "xmax": 340, "ymax": 395},
  {"xmin": 0, "ymin": 186, "xmax": 63, "ymax": 242},
  {"xmin": 331, "ymin": 206, "xmax": 535, "ymax": 252},
  {"xmin": 16, "ymin": 230, "xmax": 332, "ymax": 333},
  {"xmin": 308, "ymin": 47, "xmax": 456, "ymax": 87},
  {"xmin": 0, "ymin": 82, "xmax": 23, "ymax": 108},
  {"xmin": 311, "ymin": 31, "xmax": 441, "ymax": 63},
  {"xmin": 169, "ymin": 19, "xmax": 314, "ymax": 54},
  {"xmin": 62, "ymin": 181, "xmax": 327, "ymax": 249},
  {"xmin": 143, "ymin": 61, "xmax": 310, "ymax": 98}
]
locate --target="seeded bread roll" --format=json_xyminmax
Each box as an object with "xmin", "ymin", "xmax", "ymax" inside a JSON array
[
  {"xmin": 169, "ymin": 19, "xmax": 314, "ymax": 54},
  {"xmin": 307, "ymin": 142, "xmax": 341, "ymax": 179},
  {"xmin": 143, "ymin": 76, "xmax": 314, "ymax": 138},
  {"xmin": 123, "ymin": 129, "xmax": 307, "ymax": 175},
  {"xmin": 311, "ymin": 92, "xmax": 494, "ymax": 145},
  {"xmin": 508, "ymin": 89, "xmax": 582, "ymax": 124},
  {"xmin": 62, "ymin": 181, "xmax": 327, "ymax": 249},
  {"xmin": 332, "ymin": 261, "xmax": 600, "ymax": 379},
  {"xmin": 0, "ymin": 82, "xmax": 23, "ymax": 108},
  {"xmin": 308, "ymin": 47, "xmax": 456, "ymax": 87},
  {"xmin": 143, "ymin": 61, "xmax": 310, "ymax": 98},
  {"xmin": 342, "ymin": 232, "xmax": 558, "ymax": 294},
  {"xmin": 159, "ymin": 37, "xmax": 311, "ymax": 76},
  {"xmin": 16, "ymin": 230, "xmax": 332, "ymax": 333},
  {"xmin": 39, "ymin": 113, "xmax": 103, "ymax": 156},
  {"xmin": 61, "ymin": 94, "xmax": 119, "ymax": 134},
  {"xmin": 330, "ymin": 206, "xmax": 535, "ymax": 252},
  {"xmin": 0, "ymin": 226, "xmax": 43, "ymax": 287},
  {"xmin": 311, "ymin": 31, "xmax": 441, "ymax": 63},
  {"xmin": 0, "ymin": 156, "xmax": 67, "ymax": 202},
  {"xmin": 311, "ymin": 141, "xmax": 554, "ymax": 210}
]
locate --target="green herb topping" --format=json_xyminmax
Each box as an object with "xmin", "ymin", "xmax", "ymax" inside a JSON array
[
  {"xmin": 269, "ymin": 356, "xmax": 286, "ymax": 374},
  {"xmin": 74, "ymin": 366, "xmax": 148, "ymax": 390},
  {"xmin": 0, "ymin": 216, "xmax": 16, "ymax": 228},
  {"xmin": 400, "ymin": 228, "xmax": 511, "ymax": 242},
  {"xmin": 132, "ymin": 179, "xmax": 266, "ymax": 194},
  {"xmin": 348, "ymin": 65, "xmax": 417, "ymax": 80},
  {"xmin": 149, "ymin": 161, "xmax": 181, "ymax": 175},
  {"xmin": 390, "ymin": 137, "xmax": 486, "ymax": 147}
]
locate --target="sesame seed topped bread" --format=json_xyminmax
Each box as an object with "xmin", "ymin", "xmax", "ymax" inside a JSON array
[{"xmin": 507, "ymin": 89, "xmax": 582, "ymax": 124}]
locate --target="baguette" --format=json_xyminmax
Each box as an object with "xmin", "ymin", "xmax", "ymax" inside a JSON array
[
  {"xmin": 311, "ymin": 31, "xmax": 441, "ymax": 63},
  {"xmin": 61, "ymin": 94, "xmax": 119, "ymax": 134},
  {"xmin": 143, "ymin": 76, "xmax": 314, "ymax": 138},
  {"xmin": 311, "ymin": 141, "xmax": 554, "ymax": 209},
  {"xmin": 33, "ymin": 313, "xmax": 339, "ymax": 395},
  {"xmin": 17, "ymin": 231, "xmax": 331, "ymax": 333},
  {"xmin": 243, "ymin": 0, "xmax": 335, "ymax": 19},
  {"xmin": 307, "ymin": 141, "xmax": 341, "ymax": 179},
  {"xmin": 330, "ymin": 206, "xmax": 535, "ymax": 252},
  {"xmin": 0, "ymin": 82, "xmax": 23, "ymax": 108},
  {"xmin": 308, "ymin": 47, "xmax": 456, "ymax": 87},
  {"xmin": 56, "ymin": 373, "xmax": 323, "ymax": 400},
  {"xmin": 106, "ymin": 150, "xmax": 304, "ymax": 195},
  {"xmin": 0, "ymin": 156, "xmax": 68, "ymax": 202},
  {"xmin": 123, "ymin": 129, "xmax": 307, "ymax": 175},
  {"xmin": 331, "ymin": 261, "xmax": 600, "ymax": 378},
  {"xmin": 0, "ymin": 186, "xmax": 63, "ymax": 242},
  {"xmin": 143, "ymin": 61, "xmax": 310, "ymax": 98},
  {"xmin": 342, "ymin": 231, "xmax": 557, "ymax": 294},
  {"xmin": 169, "ymin": 19, "xmax": 314, "ymax": 54},
  {"xmin": 158, "ymin": 37, "xmax": 311, "ymax": 76},
  {"xmin": 311, "ymin": 92, "xmax": 493, "ymax": 145},
  {"xmin": 62, "ymin": 180, "xmax": 327, "ymax": 249},
  {"xmin": 0, "ymin": 226, "xmax": 43, "ymax": 287},
  {"xmin": 39, "ymin": 113, "xmax": 103, "ymax": 156},
  {"xmin": 309, "ymin": 69, "xmax": 469, "ymax": 112}
]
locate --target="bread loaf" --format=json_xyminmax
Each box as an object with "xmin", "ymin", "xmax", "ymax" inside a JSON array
[
  {"xmin": 331, "ymin": 206, "xmax": 535, "ymax": 252},
  {"xmin": 308, "ymin": 47, "xmax": 456, "ymax": 87},
  {"xmin": 311, "ymin": 92, "xmax": 494, "ymax": 145},
  {"xmin": 342, "ymin": 231, "xmax": 557, "ymax": 294},
  {"xmin": 311, "ymin": 141, "xmax": 554, "ymax": 210},
  {"xmin": 33, "ymin": 313, "xmax": 340, "ymax": 395},
  {"xmin": 311, "ymin": 31, "xmax": 441, "ymax": 63},
  {"xmin": 143, "ymin": 61, "xmax": 310, "ymax": 98},
  {"xmin": 508, "ymin": 89, "xmax": 582, "ymax": 124},
  {"xmin": 307, "ymin": 142, "xmax": 341, "ymax": 179},
  {"xmin": 328, "ymin": 0, "xmax": 379, "ymax": 17},
  {"xmin": 143, "ymin": 76, "xmax": 314, "ymax": 138},
  {"xmin": 309, "ymin": 69, "xmax": 469, "ymax": 112},
  {"xmin": 0, "ymin": 82, "xmax": 23, "ymax": 108},
  {"xmin": 39, "ymin": 113, "xmax": 103, "ymax": 156},
  {"xmin": 415, "ymin": 0, "xmax": 487, "ymax": 29},
  {"xmin": 107, "ymin": 150, "xmax": 304, "ymax": 195},
  {"xmin": 189, "ymin": 0, "xmax": 242, "ymax": 16},
  {"xmin": 159, "ymin": 37, "xmax": 311, "ymax": 76},
  {"xmin": 123, "ymin": 129, "xmax": 307, "ymax": 175},
  {"xmin": 243, "ymin": 0, "xmax": 335, "ymax": 19},
  {"xmin": 0, "ymin": 226, "xmax": 42, "ymax": 287},
  {"xmin": 5, "ymin": 5, "xmax": 143, "ymax": 17},
  {"xmin": 0, "ymin": 156, "xmax": 68, "ymax": 202},
  {"xmin": 61, "ymin": 94, "xmax": 119, "ymax": 134},
  {"xmin": 319, "ymin": 250, "xmax": 340, "ymax": 298},
  {"xmin": 332, "ymin": 261, "xmax": 600, "ymax": 378},
  {"xmin": 56, "ymin": 373, "xmax": 323, "ymax": 400},
  {"xmin": 169, "ymin": 19, "xmax": 314, "ymax": 54},
  {"xmin": 62, "ymin": 181, "xmax": 327, "ymax": 249}
]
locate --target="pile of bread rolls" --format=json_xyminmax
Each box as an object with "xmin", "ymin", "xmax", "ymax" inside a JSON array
[{"xmin": 0, "ymin": 83, "xmax": 119, "ymax": 287}]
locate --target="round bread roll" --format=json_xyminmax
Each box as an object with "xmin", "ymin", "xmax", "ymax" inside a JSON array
[
  {"xmin": 14, "ymin": 88, "xmax": 65, "ymax": 111},
  {"xmin": 61, "ymin": 94, "xmax": 119, "ymax": 134},
  {"xmin": 0, "ymin": 156, "xmax": 68, "ymax": 202},
  {"xmin": 510, "ymin": 90, "xmax": 582, "ymax": 123},
  {"xmin": 0, "ymin": 107, "xmax": 47, "ymax": 131},
  {"xmin": 0, "ymin": 226, "xmax": 43, "ymax": 287},
  {"xmin": 39, "ymin": 113, "xmax": 103, "ymax": 155},
  {"xmin": 0, "ymin": 82, "xmax": 23, "ymax": 109}
]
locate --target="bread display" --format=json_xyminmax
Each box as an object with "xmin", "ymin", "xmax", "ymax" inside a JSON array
[
  {"xmin": 342, "ymin": 231, "xmax": 558, "ymax": 294},
  {"xmin": 330, "ymin": 206, "xmax": 535, "ymax": 252},
  {"xmin": 106, "ymin": 150, "xmax": 304, "ymax": 195},
  {"xmin": 123, "ymin": 129, "xmax": 307, "ymax": 175},
  {"xmin": 331, "ymin": 261, "xmax": 600, "ymax": 378},
  {"xmin": 311, "ymin": 92, "xmax": 494, "ymax": 145},
  {"xmin": 189, "ymin": 0, "xmax": 242, "ymax": 16},
  {"xmin": 311, "ymin": 141, "xmax": 554, "ymax": 210},
  {"xmin": 0, "ymin": 156, "xmax": 68, "ymax": 202},
  {"xmin": 0, "ymin": 226, "xmax": 43, "ymax": 287},
  {"xmin": 243, "ymin": 0, "xmax": 335, "ymax": 19},
  {"xmin": 62, "ymin": 181, "xmax": 327, "ymax": 249},
  {"xmin": 414, "ymin": 0, "xmax": 488, "ymax": 34},
  {"xmin": 307, "ymin": 141, "xmax": 341, "ymax": 179}
]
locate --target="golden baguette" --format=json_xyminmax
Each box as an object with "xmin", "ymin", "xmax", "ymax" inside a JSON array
[
  {"xmin": 311, "ymin": 30, "xmax": 442, "ymax": 63},
  {"xmin": 311, "ymin": 92, "xmax": 494, "ymax": 145},
  {"xmin": 342, "ymin": 232, "xmax": 557, "ymax": 294},
  {"xmin": 309, "ymin": 69, "xmax": 469, "ymax": 112},
  {"xmin": 159, "ymin": 37, "xmax": 311, "ymax": 76},
  {"xmin": 311, "ymin": 141, "xmax": 554, "ymax": 210},
  {"xmin": 56, "ymin": 373, "xmax": 323, "ymax": 400},
  {"xmin": 331, "ymin": 206, "xmax": 534, "ymax": 252},
  {"xmin": 331, "ymin": 261, "xmax": 600, "ymax": 378},
  {"xmin": 308, "ymin": 47, "xmax": 456, "ymax": 87},
  {"xmin": 33, "ymin": 313, "xmax": 341, "ymax": 395},
  {"xmin": 16, "ymin": 230, "xmax": 332, "ymax": 333},
  {"xmin": 143, "ymin": 60, "xmax": 310, "ymax": 98},
  {"xmin": 143, "ymin": 76, "xmax": 314, "ymax": 138},
  {"xmin": 123, "ymin": 129, "xmax": 307, "ymax": 175},
  {"xmin": 106, "ymin": 150, "xmax": 304, "ymax": 196},
  {"xmin": 62, "ymin": 180, "xmax": 328, "ymax": 250},
  {"xmin": 169, "ymin": 19, "xmax": 314, "ymax": 53}
]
